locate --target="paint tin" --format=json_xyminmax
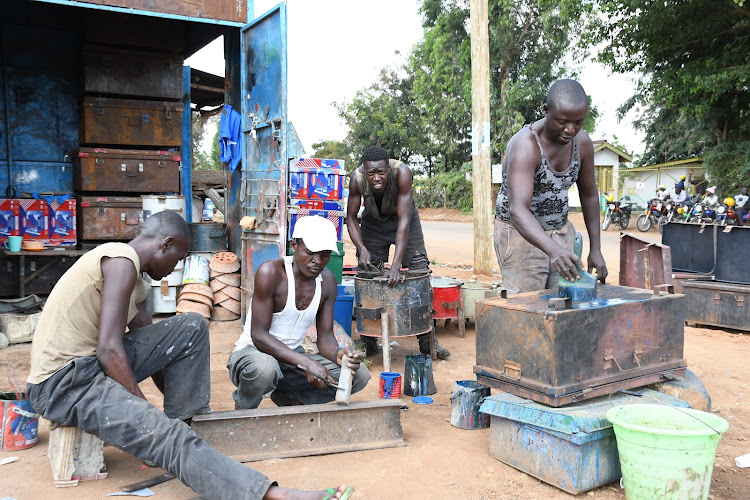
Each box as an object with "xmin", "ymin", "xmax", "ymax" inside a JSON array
[
  {"xmin": 183, "ymin": 255, "xmax": 210, "ymax": 284},
  {"xmin": 450, "ymin": 380, "xmax": 491, "ymax": 430},
  {"xmin": 379, "ymin": 372, "xmax": 402, "ymax": 399},
  {"xmin": 1, "ymin": 393, "xmax": 39, "ymax": 451},
  {"xmin": 403, "ymin": 354, "xmax": 437, "ymax": 396}
]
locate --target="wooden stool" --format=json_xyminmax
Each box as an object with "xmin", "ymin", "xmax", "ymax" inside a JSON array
[{"xmin": 47, "ymin": 421, "xmax": 107, "ymax": 487}]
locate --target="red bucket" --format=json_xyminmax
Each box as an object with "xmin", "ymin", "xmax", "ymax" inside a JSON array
[
  {"xmin": 1, "ymin": 393, "xmax": 39, "ymax": 451},
  {"xmin": 379, "ymin": 372, "xmax": 402, "ymax": 399},
  {"xmin": 432, "ymin": 277, "xmax": 463, "ymax": 320}
]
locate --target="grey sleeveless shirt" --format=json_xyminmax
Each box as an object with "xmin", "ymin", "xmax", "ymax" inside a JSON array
[{"xmin": 495, "ymin": 125, "xmax": 581, "ymax": 231}]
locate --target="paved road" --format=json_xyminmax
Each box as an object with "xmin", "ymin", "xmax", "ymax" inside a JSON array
[{"xmin": 417, "ymin": 216, "xmax": 663, "ymax": 277}]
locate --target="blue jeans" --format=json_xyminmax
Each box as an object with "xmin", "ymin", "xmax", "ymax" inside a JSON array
[
  {"xmin": 27, "ymin": 312, "xmax": 273, "ymax": 500},
  {"xmin": 227, "ymin": 345, "xmax": 371, "ymax": 409}
]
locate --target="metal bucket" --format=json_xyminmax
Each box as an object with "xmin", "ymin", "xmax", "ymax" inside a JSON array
[
  {"xmin": 432, "ymin": 277, "xmax": 463, "ymax": 319},
  {"xmin": 461, "ymin": 282, "xmax": 496, "ymax": 320},
  {"xmin": 188, "ymin": 222, "xmax": 227, "ymax": 253},
  {"xmin": 354, "ymin": 270, "xmax": 432, "ymax": 338}
]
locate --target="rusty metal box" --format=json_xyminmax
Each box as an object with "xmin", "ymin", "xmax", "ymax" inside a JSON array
[
  {"xmin": 474, "ymin": 284, "xmax": 686, "ymax": 407},
  {"xmin": 73, "ymin": 148, "xmax": 181, "ymax": 193},
  {"xmin": 76, "ymin": 196, "xmax": 142, "ymax": 241},
  {"xmin": 80, "ymin": 97, "xmax": 182, "ymax": 147},
  {"xmin": 682, "ymin": 279, "xmax": 750, "ymax": 332},
  {"xmin": 83, "ymin": 46, "xmax": 184, "ymax": 99}
]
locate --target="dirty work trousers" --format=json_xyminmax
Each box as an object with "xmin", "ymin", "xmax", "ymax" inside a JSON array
[
  {"xmin": 27, "ymin": 312, "xmax": 274, "ymax": 500},
  {"xmin": 227, "ymin": 345, "xmax": 371, "ymax": 409},
  {"xmin": 494, "ymin": 218, "xmax": 576, "ymax": 294}
]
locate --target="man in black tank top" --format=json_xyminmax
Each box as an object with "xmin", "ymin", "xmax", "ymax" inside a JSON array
[
  {"xmin": 493, "ymin": 79, "xmax": 608, "ymax": 293},
  {"xmin": 347, "ymin": 146, "xmax": 450, "ymax": 359}
]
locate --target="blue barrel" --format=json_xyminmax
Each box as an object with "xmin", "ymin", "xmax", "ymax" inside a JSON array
[{"xmin": 334, "ymin": 279, "xmax": 355, "ymax": 336}]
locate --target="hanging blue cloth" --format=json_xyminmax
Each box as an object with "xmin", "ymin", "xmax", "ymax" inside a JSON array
[{"xmin": 218, "ymin": 104, "xmax": 242, "ymax": 172}]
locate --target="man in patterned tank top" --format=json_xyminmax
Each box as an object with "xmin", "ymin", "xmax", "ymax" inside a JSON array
[{"xmin": 493, "ymin": 79, "xmax": 608, "ymax": 293}]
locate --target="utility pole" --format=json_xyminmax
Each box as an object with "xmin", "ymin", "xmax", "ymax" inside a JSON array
[{"xmin": 470, "ymin": 0, "xmax": 493, "ymax": 275}]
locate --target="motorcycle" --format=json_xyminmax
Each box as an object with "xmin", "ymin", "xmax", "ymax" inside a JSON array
[
  {"xmin": 602, "ymin": 199, "xmax": 633, "ymax": 230},
  {"xmin": 637, "ymin": 199, "xmax": 665, "ymax": 231},
  {"xmin": 716, "ymin": 203, "xmax": 731, "ymax": 226},
  {"xmin": 657, "ymin": 200, "xmax": 677, "ymax": 233}
]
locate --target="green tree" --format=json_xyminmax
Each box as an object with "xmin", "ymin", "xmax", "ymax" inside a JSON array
[
  {"xmin": 337, "ymin": 0, "xmax": 596, "ymax": 181},
  {"xmin": 311, "ymin": 140, "xmax": 356, "ymax": 174},
  {"xmin": 415, "ymin": 0, "xmax": 596, "ymax": 167},
  {"xmin": 192, "ymin": 113, "xmax": 221, "ymax": 171},
  {"xmin": 589, "ymin": 0, "xmax": 750, "ymax": 191}
]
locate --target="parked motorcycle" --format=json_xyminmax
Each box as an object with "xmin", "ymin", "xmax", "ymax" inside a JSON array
[
  {"xmin": 637, "ymin": 199, "xmax": 664, "ymax": 231},
  {"xmin": 602, "ymin": 198, "xmax": 633, "ymax": 230},
  {"xmin": 657, "ymin": 200, "xmax": 677, "ymax": 233}
]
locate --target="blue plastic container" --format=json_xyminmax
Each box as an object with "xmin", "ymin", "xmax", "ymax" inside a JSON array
[
  {"xmin": 479, "ymin": 388, "xmax": 691, "ymax": 495},
  {"xmin": 334, "ymin": 279, "xmax": 355, "ymax": 336}
]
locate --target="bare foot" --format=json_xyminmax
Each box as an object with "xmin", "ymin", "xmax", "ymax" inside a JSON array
[{"xmin": 263, "ymin": 484, "xmax": 349, "ymax": 500}]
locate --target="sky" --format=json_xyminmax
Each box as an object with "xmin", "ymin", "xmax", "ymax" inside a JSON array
[{"xmin": 186, "ymin": 0, "xmax": 645, "ymax": 160}]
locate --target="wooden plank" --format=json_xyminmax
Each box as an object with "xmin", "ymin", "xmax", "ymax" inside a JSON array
[
  {"xmin": 191, "ymin": 400, "xmax": 406, "ymax": 463},
  {"xmin": 470, "ymin": 0, "xmax": 493, "ymax": 275}
]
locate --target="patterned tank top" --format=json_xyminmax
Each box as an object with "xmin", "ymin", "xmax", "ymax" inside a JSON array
[{"xmin": 495, "ymin": 124, "xmax": 581, "ymax": 231}]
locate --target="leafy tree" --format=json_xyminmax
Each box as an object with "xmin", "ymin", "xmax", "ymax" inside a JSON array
[
  {"xmin": 589, "ymin": 0, "xmax": 750, "ymax": 191},
  {"xmin": 415, "ymin": 0, "xmax": 596, "ymax": 165},
  {"xmin": 311, "ymin": 140, "xmax": 356, "ymax": 174},
  {"xmin": 192, "ymin": 113, "xmax": 221, "ymax": 171}
]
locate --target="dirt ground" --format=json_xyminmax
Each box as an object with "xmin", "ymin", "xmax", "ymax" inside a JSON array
[{"xmin": 0, "ymin": 209, "xmax": 748, "ymax": 499}]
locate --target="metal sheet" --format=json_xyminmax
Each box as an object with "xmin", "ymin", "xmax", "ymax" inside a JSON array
[
  {"xmin": 715, "ymin": 226, "xmax": 750, "ymax": 284},
  {"xmin": 473, "ymin": 283, "xmax": 686, "ymax": 407},
  {"xmin": 0, "ymin": 161, "xmax": 73, "ymax": 196},
  {"xmin": 191, "ymin": 400, "xmax": 405, "ymax": 463},
  {"xmin": 661, "ymin": 222, "xmax": 716, "ymax": 273},
  {"xmin": 619, "ymin": 232, "xmax": 673, "ymax": 289},
  {"xmin": 240, "ymin": 4, "xmax": 288, "ymax": 315}
]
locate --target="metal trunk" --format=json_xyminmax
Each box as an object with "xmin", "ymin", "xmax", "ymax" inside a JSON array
[
  {"xmin": 73, "ymin": 148, "xmax": 180, "ymax": 193},
  {"xmin": 76, "ymin": 195, "xmax": 142, "ymax": 240},
  {"xmin": 83, "ymin": 46, "xmax": 184, "ymax": 99},
  {"xmin": 682, "ymin": 279, "xmax": 750, "ymax": 332},
  {"xmin": 474, "ymin": 284, "xmax": 686, "ymax": 407},
  {"xmin": 80, "ymin": 97, "xmax": 183, "ymax": 147}
]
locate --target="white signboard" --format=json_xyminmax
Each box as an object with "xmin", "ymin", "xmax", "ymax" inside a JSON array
[
  {"xmin": 492, "ymin": 164, "xmax": 503, "ymax": 184},
  {"xmin": 636, "ymin": 182, "xmax": 645, "ymax": 190}
]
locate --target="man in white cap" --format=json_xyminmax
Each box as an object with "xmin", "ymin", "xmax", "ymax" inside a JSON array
[{"xmin": 227, "ymin": 215, "xmax": 370, "ymax": 408}]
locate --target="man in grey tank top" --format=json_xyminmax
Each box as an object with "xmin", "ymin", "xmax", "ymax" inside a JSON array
[{"xmin": 494, "ymin": 79, "xmax": 608, "ymax": 293}]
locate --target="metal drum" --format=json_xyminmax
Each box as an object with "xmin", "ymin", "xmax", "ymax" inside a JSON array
[
  {"xmin": 189, "ymin": 222, "xmax": 227, "ymax": 252},
  {"xmin": 354, "ymin": 270, "xmax": 432, "ymax": 338}
]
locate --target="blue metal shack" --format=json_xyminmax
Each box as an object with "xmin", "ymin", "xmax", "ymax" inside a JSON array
[{"xmin": 0, "ymin": 0, "xmax": 290, "ymax": 317}]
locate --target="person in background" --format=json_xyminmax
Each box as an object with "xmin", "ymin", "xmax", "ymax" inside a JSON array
[
  {"xmin": 735, "ymin": 186, "xmax": 748, "ymax": 226},
  {"xmin": 228, "ymin": 215, "xmax": 370, "ymax": 409},
  {"xmin": 673, "ymin": 184, "xmax": 687, "ymax": 205},
  {"xmin": 493, "ymin": 79, "xmax": 608, "ymax": 294},
  {"xmin": 346, "ymin": 145, "xmax": 451, "ymax": 359},
  {"xmin": 703, "ymin": 186, "xmax": 720, "ymax": 207}
]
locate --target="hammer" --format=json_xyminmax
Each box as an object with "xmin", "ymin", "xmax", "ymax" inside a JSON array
[{"xmin": 335, "ymin": 355, "xmax": 354, "ymax": 406}]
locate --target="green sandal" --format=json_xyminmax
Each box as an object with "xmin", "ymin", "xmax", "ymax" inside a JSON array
[{"xmin": 323, "ymin": 486, "xmax": 355, "ymax": 500}]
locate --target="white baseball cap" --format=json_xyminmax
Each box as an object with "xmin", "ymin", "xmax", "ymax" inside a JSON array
[{"xmin": 292, "ymin": 215, "xmax": 338, "ymax": 252}]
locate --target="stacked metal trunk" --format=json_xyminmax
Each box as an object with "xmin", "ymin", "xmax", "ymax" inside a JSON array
[
  {"xmin": 75, "ymin": 44, "xmax": 184, "ymax": 245},
  {"xmin": 663, "ymin": 223, "xmax": 750, "ymax": 331}
]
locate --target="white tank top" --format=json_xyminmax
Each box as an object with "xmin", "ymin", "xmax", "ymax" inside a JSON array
[{"xmin": 234, "ymin": 257, "xmax": 322, "ymax": 351}]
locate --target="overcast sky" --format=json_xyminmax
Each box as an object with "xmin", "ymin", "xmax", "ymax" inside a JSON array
[{"xmin": 187, "ymin": 0, "xmax": 645, "ymax": 160}]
